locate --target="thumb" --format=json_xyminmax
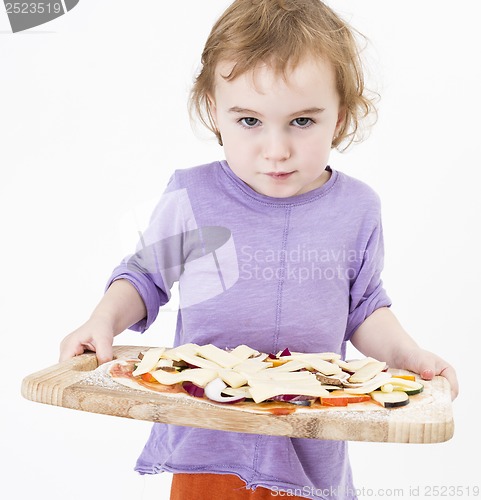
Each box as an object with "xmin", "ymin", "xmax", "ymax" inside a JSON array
[
  {"xmin": 420, "ymin": 368, "xmax": 435, "ymax": 380},
  {"xmin": 405, "ymin": 348, "xmax": 435, "ymax": 380},
  {"xmin": 93, "ymin": 337, "xmax": 114, "ymax": 365}
]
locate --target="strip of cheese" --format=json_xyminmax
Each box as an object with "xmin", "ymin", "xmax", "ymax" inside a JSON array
[
  {"xmin": 288, "ymin": 352, "xmax": 341, "ymax": 361},
  {"xmin": 218, "ymin": 369, "xmax": 248, "ymax": 389},
  {"xmin": 263, "ymin": 360, "xmax": 307, "ymax": 373},
  {"xmin": 248, "ymin": 370, "xmax": 313, "ymax": 382},
  {"xmin": 132, "ymin": 347, "xmax": 166, "ymax": 377},
  {"xmin": 197, "ymin": 344, "xmax": 243, "ymax": 368},
  {"xmin": 248, "ymin": 379, "xmax": 330, "ymax": 403},
  {"xmin": 233, "ymin": 358, "xmax": 272, "ymax": 374},
  {"xmin": 296, "ymin": 355, "xmax": 342, "ymax": 375},
  {"xmin": 229, "ymin": 345, "xmax": 260, "ymax": 361},
  {"xmin": 151, "ymin": 368, "xmax": 218, "ymax": 388},
  {"xmin": 334, "ymin": 357, "xmax": 377, "ymax": 372},
  {"xmin": 178, "ymin": 353, "xmax": 223, "ymax": 370},
  {"xmin": 162, "ymin": 343, "xmax": 199, "ymax": 361},
  {"xmin": 348, "ymin": 361, "xmax": 386, "ymax": 384},
  {"xmin": 343, "ymin": 372, "xmax": 391, "ymax": 394}
]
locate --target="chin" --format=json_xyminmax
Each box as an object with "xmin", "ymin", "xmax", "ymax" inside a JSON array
[{"xmin": 261, "ymin": 187, "xmax": 299, "ymax": 198}]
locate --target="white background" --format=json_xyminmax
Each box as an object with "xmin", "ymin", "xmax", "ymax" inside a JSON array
[{"xmin": 1, "ymin": 1, "xmax": 479, "ymax": 499}]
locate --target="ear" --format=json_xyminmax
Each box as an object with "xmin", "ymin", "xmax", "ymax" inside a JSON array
[
  {"xmin": 207, "ymin": 94, "xmax": 223, "ymax": 146},
  {"xmin": 334, "ymin": 107, "xmax": 347, "ymax": 137},
  {"xmin": 207, "ymin": 94, "xmax": 218, "ymax": 127}
]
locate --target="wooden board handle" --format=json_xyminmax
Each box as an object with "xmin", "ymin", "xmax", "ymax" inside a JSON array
[
  {"xmin": 21, "ymin": 351, "xmax": 99, "ymax": 405},
  {"xmin": 21, "ymin": 346, "xmax": 142, "ymax": 405}
]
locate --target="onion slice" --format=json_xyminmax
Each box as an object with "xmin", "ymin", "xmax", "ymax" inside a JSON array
[
  {"xmin": 204, "ymin": 377, "xmax": 245, "ymax": 403},
  {"xmin": 182, "ymin": 381, "xmax": 204, "ymax": 398},
  {"xmin": 270, "ymin": 394, "xmax": 316, "ymax": 406}
]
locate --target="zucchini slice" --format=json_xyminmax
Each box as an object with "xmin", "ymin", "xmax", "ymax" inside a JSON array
[
  {"xmin": 393, "ymin": 383, "xmax": 423, "ymax": 396},
  {"xmin": 389, "ymin": 378, "xmax": 424, "ymax": 396},
  {"xmin": 370, "ymin": 390, "xmax": 410, "ymax": 408}
]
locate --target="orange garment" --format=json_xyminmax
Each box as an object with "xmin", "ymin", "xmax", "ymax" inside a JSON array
[{"xmin": 170, "ymin": 473, "xmax": 306, "ymax": 499}]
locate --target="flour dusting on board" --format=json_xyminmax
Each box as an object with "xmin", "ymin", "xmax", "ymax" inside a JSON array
[{"xmin": 82, "ymin": 359, "xmax": 137, "ymax": 389}]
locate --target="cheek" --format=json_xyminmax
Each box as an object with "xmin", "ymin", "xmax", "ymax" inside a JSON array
[
  {"xmin": 223, "ymin": 137, "xmax": 249, "ymax": 170},
  {"xmin": 223, "ymin": 127, "xmax": 257, "ymax": 156},
  {"xmin": 299, "ymin": 135, "xmax": 332, "ymax": 161},
  {"xmin": 223, "ymin": 132, "xmax": 242, "ymax": 153}
]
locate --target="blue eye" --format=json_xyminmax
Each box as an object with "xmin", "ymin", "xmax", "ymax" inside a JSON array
[
  {"xmin": 240, "ymin": 117, "xmax": 260, "ymax": 128},
  {"xmin": 292, "ymin": 117, "xmax": 313, "ymax": 128}
]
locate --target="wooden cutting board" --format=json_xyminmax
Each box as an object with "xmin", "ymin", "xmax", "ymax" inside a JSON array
[{"xmin": 21, "ymin": 345, "xmax": 454, "ymax": 443}]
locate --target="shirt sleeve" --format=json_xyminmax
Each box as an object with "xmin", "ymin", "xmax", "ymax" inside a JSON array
[
  {"xmin": 345, "ymin": 219, "xmax": 392, "ymax": 341},
  {"xmin": 105, "ymin": 173, "xmax": 198, "ymax": 333}
]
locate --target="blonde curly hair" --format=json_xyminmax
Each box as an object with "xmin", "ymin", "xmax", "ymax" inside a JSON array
[{"xmin": 189, "ymin": 0, "xmax": 377, "ymax": 150}]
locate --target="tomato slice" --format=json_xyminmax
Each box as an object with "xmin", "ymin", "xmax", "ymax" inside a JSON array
[
  {"xmin": 141, "ymin": 372, "xmax": 158, "ymax": 383},
  {"xmin": 320, "ymin": 397, "xmax": 349, "ymax": 407}
]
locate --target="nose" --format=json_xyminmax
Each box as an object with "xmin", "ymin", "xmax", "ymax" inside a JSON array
[{"xmin": 262, "ymin": 130, "xmax": 291, "ymax": 162}]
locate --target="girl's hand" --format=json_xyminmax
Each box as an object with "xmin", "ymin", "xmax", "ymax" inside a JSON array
[
  {"xmin": 351, "ymin": 308, "xmax": 459, "ymax": 401},
  {"xmin": 402, "ymin": 348, "xmax": 459, "ymax": 400},
  {"xmin": 59, "ymin": 317, "xmax": 115, "ymax": 365},
  {"xmin": 59, "ymin": 279, "xmax": 147, "ymax": 365}
]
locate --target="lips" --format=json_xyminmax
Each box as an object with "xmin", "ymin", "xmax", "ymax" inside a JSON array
[{"xmin": 266, "ymin": 172, "xmax": 294, "ymax": 180}]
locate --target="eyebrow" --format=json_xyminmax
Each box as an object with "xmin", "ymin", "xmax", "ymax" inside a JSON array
[{"xmin": 228, "ymin": 106, "xmax": 325, "ymax": 118}]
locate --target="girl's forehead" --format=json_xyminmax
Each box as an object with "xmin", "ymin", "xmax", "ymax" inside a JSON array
[{"xmin": 215, "ymin": 56, "xmax": 337, "ymax": 98}]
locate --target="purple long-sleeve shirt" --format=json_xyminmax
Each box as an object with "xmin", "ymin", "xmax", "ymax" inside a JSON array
[{"xmin": 108, "ymin": 160, "xmax": 391, "ymax": 499}]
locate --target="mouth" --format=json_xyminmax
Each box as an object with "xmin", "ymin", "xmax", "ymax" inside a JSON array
[{"xmin": 266, "ymin": 171, "xmax": 295, "ymax": 180}]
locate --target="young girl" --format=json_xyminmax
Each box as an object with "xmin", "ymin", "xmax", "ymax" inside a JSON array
[{"xmin": 60, "ymin": 1, "xmax": 458, "ymax": 498}]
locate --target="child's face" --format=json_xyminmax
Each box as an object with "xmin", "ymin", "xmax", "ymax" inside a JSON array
[{"xmin": 211, "ymin": 56, "xmax": 344, "ymax": 198}]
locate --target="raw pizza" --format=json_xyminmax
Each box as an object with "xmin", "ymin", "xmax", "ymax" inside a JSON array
[{"xmin": 108, "ymin": 343, "xmax": 424, "ymax": 409}]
